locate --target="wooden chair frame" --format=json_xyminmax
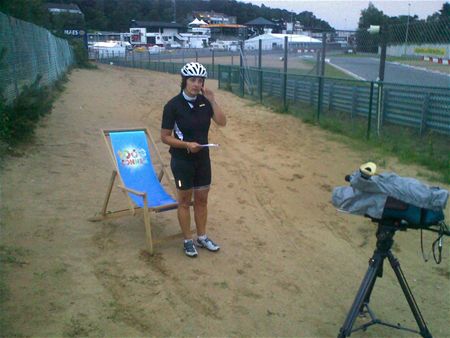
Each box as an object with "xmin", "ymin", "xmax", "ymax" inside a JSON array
[{"xmin": 89, "ymin": 127, "xmax": 190, "ymax": 254}]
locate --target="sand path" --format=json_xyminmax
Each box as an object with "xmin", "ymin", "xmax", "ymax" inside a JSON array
[{"xmin": 1, "ymin": 64, "xmax": 449, "ymax": 337}]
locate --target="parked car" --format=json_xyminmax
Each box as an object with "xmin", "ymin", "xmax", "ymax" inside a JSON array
[
  {"xmin": 148, "ymin": 45, "xmax": 165, "ymax": 54},
  {"xmin": 169, "ymin": 42, "xmax": 182, "ymax": 49},
  {"xmin": 134, "ymin": 46, "xmax": 147, "ymax": 53}
]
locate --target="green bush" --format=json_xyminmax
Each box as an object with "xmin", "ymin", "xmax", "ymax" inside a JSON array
[
  {"xmin": 0, "ymin": 76, "xmax": 54, "ymax": 145},
  {"xmin": 70, "ymin": 39, "xmax": 96, "ymax": 69}
]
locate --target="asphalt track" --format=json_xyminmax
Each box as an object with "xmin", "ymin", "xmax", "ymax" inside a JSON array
[
  {"xmin": 111, "ymin": 50, "xmax": 449, "ymax": 88},
  {"xmin": 328, "ymin": 56, "xmax": 450, "ymax": 88}
]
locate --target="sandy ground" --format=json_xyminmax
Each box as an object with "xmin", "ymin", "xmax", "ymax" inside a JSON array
[{"xmin": 1, "ymin": 64, "xmax": 449, "ymax": 337}]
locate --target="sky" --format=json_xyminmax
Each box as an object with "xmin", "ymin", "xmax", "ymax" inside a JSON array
[{"xmin": 239, "ymin": 0, "xmax": 446, "ymax": 30}]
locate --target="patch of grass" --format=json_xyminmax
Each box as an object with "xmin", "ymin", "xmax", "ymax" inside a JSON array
[
  {"xmin": 0, "ymin": 245, "xmax": 29, "ymax": 266},
  {"xmin": 0, "ymin": 74, "xmax": 68, "ymax": 147},
  {"xmin": 386, "ymin": 57, "xmax": 450, "ymax": 74},
  {"xmin": 214, "ymin": 281, "xmax": 229, "ymax": 289},
  {"xmin": 324, "ymin": 63, "xmax": 358, "ymax": 80},
  {"xmin": 64, "ymin": 314, "xmax": 100, "ymax": 337},
  {"xmin": 248, "ymin": 93, "xmax": 450, "ymax": 184},
  {"xmin": 318, "ymin": 113, "xmax": 450, "ymax": 183},
  {"xmin": 367, "ymin": 126, "xmax": 450, "ymax": 183},
  {"xmin": 332, "ymin": 53, "xmax": 378, "ymax": 59},
  {"xmin": 0, "ymin": 245, "xmax": 30, "ymax": 335}
]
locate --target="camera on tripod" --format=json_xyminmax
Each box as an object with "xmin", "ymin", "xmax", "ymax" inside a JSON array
[
  {"xmin": 332, "ymin": 162, "xmax": 448, "ymax": 230},
  {"xmin": 332, "ymin": 163, "xmax": 449, "ymax": 338}
]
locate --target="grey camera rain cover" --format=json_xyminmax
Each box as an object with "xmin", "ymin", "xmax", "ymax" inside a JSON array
[{"xmin": 332, "ymin": 170, "xmax": 449, "ymax": 219}]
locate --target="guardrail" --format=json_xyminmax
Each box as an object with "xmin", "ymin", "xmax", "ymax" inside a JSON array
[
  {"xmin": 95, "ymin": 54, "xmax": 449, "ymax": 137},
  {"xmin": 218, "ymin": 64, "xmax": 450, "ymax": 136}
]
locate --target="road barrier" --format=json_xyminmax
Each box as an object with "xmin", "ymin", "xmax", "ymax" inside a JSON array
[
  {"xmin": 218, "ymin": 64, "xmax": 450, "ymax": 137},
  {"xmin": 96, "ymin": 52, "xmax": 449, "ymax": 137}
]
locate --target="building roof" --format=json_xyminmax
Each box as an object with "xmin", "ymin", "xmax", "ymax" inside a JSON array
[
  {"xmin": 204, "ymin": 24, "xmax": 246, "ymax": 28},
  {"xmin": 130, "ymin": 20, "xmax": 184, "ymax": 29},
  {"xmin": 245, "ymin": 17, "xmax": 276, "ymax": 26},
  {"xmin": 44, "ymin": 3, "xmax": 82, "ymax": 11},
  {"xmin": 246, "ymin": 33, "xmax": 321, "ymax": 43}
]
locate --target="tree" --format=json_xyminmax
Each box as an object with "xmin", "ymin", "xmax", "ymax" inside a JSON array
[
  {"xmin": 357, "ymin": 2, "xmax": 387, "ymax": 29},
  {"xmin": 0, "ymin": 0, "xmax": 48, "ymax": 26},
  {"xmin": 355, "ymin": 2, "xmax": 388, "ymax": 53},
  {"xmin": 37, "ymin": 0, "xmax": 335, "ymax": 33}
]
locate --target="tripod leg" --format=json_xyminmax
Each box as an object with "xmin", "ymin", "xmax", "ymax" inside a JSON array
[
  {"xmin": 338, "ymin": 252, "xmax": 384, "ymax": 338},
  {"xmin": 360, "ymin": 256, "xmax": 383, "ymax": 313},
  {"xmin": 387, "ymin": 252, "xmax": 432, "ymax": 338}
]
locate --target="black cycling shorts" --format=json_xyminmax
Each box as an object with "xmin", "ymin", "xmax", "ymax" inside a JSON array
[{"xmin": 170, "ymin": 156, "xmax": 211, "ymax": 190}]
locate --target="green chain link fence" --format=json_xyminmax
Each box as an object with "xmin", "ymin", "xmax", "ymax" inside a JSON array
[
  {"xmin": 354, "ymin": 18, "xmax": 450, "ymax": 82},
  {"xmin": 96, "ymin": 52, "xmax": 449, "ymax": 138},
  {"xmin": 0, "ymin": 11, "xmax": 75, "ymax": 104},
  {"xmin": 218, "ymin": 64, "xmax": 450, "ymax": 137}
]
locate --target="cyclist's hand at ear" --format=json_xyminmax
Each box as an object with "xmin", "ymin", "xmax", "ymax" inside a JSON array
[{"xmin": 202, "ymin": 86, "xmax": 215, "ymax": 102}]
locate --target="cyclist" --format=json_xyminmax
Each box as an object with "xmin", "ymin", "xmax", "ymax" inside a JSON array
[{"xmin": 161, "ymin": 62, "xmax": 226, "ymax": 257}]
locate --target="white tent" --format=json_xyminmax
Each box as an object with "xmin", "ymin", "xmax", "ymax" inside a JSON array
[
  {"xmin": 188, "ymin": 18, "xmax": 200, "ymax": 26},
  {"xmin": 189, "ymin": 18, "xmax": 208, "ymax": 26},
  {"xmin": 244, "ymin": 33, "xmax": 321, "ymax": 50},
  {"xmin": 188, "ymin": 18, "xmax": 201, "ymax": 26},
  {"xmin": 91, "ymin": 41, "xmax": 130, "ymax": 58}
]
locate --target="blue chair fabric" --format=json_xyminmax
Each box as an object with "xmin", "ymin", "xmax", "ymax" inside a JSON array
[{"xmin": 109, "ymin": 130, "xmax": 176, "ymax": 208}]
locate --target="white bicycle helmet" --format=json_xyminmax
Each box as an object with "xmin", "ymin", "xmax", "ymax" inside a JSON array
[{"xmin": 180, "ymin": 62, "xmax": 208, "ymax": 78}]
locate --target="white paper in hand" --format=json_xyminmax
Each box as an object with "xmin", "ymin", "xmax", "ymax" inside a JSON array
[{"xmin": 199, "ymin": 143, "xmax": 220, "ymax": 148}]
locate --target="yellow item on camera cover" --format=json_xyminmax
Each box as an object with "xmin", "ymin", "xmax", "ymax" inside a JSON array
[{"xmin": 360, "ymin": 162, "xmax": 377, "ymax": 176}]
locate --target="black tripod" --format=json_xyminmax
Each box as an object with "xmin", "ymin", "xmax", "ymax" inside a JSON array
[{"xmin": 338, "ymin": 222, "xmax": 432, "ymax": 338}]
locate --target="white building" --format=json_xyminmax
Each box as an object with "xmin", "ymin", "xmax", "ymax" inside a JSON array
[
  {"xmin": 245, "ymin": 33, "xmax": 322, "ymax": 51},
  {"xmin": 129, "ymin": 20, "xmax": 210, "ymax": 48},
  {"xmin": 129, "ymin": 20, "xmax": 185, "ymax": 47},
  {"xmin": 178, "ymin": 33, "xmax": 209, "ymax": 48},
  {"xmin": 44, "ymin": 3, "xmax": 83, "ymax": 16},
  {"xmin": 183, "ymin": 18, "xmax": 211, "ymax": 48},
  {"xmin": 90, "ymin": 41, "xmax": 131, "ymax": 58}
]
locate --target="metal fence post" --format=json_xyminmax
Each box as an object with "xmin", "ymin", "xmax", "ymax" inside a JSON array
[
  {"xmin": 258, "ymin": 39, "xmax": 262, "ymax": 103},
  {"xmin": 320, "ymin": 32, "xmax": 327, "ymax": 77},
  {"xmin": 351, "ymin": 87, "xmax": 357, "ymax": 120},
  {"xmin": 317, "ymin": 33, "xmax": 327, "ymax": 121},
  {"xmin": 376, "ymin": 82, "xmax": 383, "ymax": 136},
  {"xmin": 328, "ymin": 82, "xmax": 335, "ymax": 111},
  {"xmin": 378, "ymin": 27, "xmax": 387, "ymax": 82},
  {"xmin": 317, "ymin": 76, "xmax": 323, "ymax": 121},
  {"xmin": 212, "ymin": 49, "xmax": 215, "ymax": 79},
  {"xmin": 228, "ymin": 65, "xmax": 232, "ymax": 91},
  {"xmin": 375, "ymin": 26, "xmax": 388, "ymax": 136},
  {"xmin": 240, "ymin": 41, "xmax": 244, "ymax": 97},
  {"xmin": 366, "ymin": 81, "xmax": 375, "ymax": 140},
  {"xmin": 283, "ymin": 36, "xmax": 288, "ymax": 111},
  {"xmin": 420, "ymin": 93, "xmax": 431, "ymax": 136},
  {"xmin": 316, "ymin": 50, "xmax": 321, "ymax": 76}
]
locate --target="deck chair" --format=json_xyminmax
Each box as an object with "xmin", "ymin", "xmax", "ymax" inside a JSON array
[{"xmin": 89, "ymin": 128, "xmax": 187, "ymax": 254}]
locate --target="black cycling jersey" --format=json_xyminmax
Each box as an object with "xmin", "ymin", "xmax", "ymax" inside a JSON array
[{"xmin": 162, "ymin": 92, "xmax": 214, "ymax": 160}]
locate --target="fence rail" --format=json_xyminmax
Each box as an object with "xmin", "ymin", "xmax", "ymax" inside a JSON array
[
  {"xmin": 218, "ymin": 64, "xmax": 450, "ymax": 136},
  {"xmin": 95, "ymin": 52, "xmax": 449, "ymax": 137}
]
